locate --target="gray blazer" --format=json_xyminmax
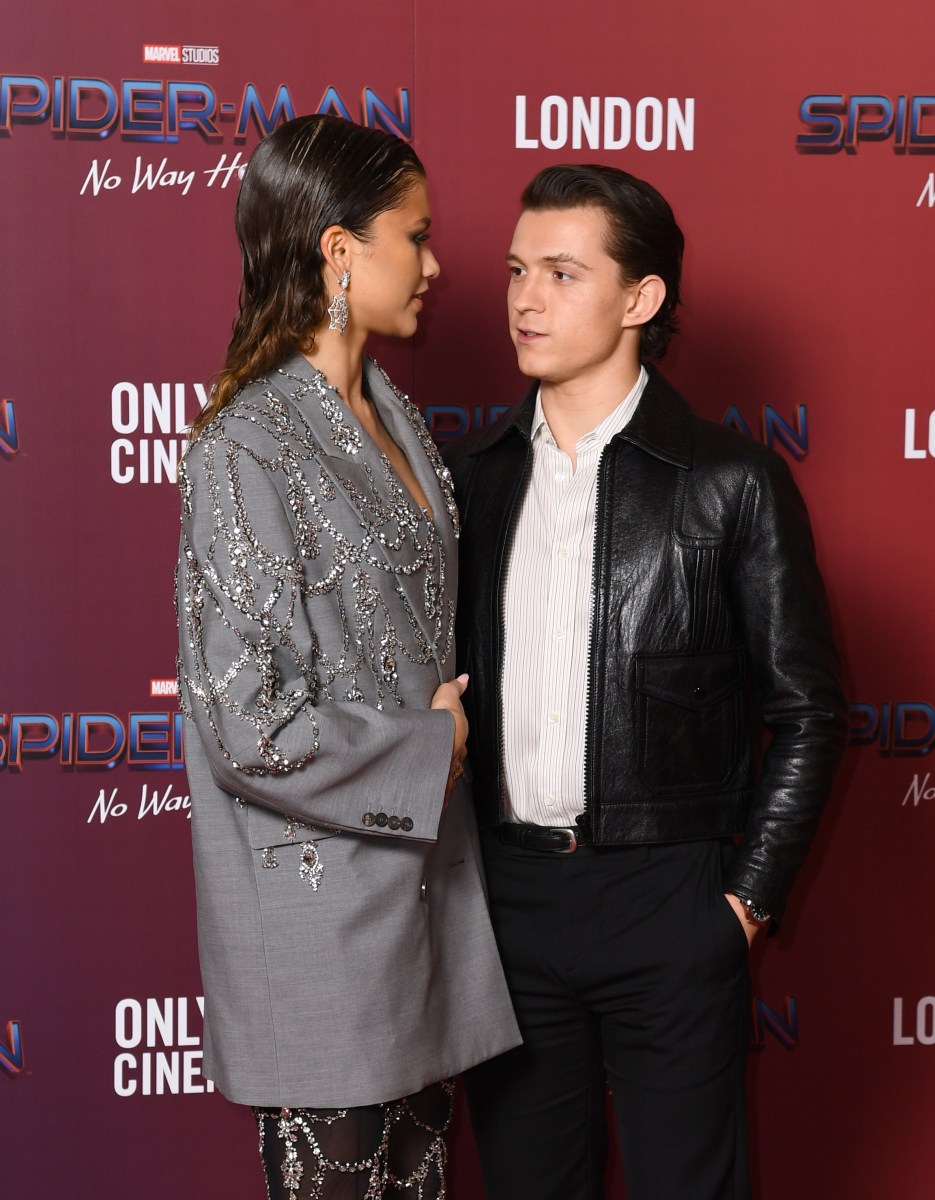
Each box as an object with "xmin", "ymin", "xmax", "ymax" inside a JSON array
[{"xmin": 177, "ymin": 353, "xmax": 519, "ymax": 1107}]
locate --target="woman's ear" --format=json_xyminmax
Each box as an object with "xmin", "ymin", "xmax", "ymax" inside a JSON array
[{"xmin": 320, "ymin": 225, "xmax": 352, "ymax": 286}]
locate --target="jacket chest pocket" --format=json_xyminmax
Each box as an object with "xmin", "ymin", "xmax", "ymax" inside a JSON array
[{"xmin": 634, "ymin": 648, "xmax": 745, "ymax": 795}]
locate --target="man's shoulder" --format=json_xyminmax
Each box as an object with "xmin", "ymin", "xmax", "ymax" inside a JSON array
[
  {"xmin": 678, "ymin": 403, "xmax": 800, "ymax": 517},
  {"xmin": 688, "ymin": 408, "xmax": 771, "ymax": 470}
]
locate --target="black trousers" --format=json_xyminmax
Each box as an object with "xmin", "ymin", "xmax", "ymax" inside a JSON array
[{"xmin": 465, "ymin": 833, "xmax": 751, "ymax": 1200}]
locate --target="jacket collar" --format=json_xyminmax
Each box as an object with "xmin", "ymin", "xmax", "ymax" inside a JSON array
[
  {"xmin": 621, "ymin": 365, "xmax": 693, "ymax": 469},
  {"xmin": 471, "ymin": 364, "xmax": 693, "ymax": 470}
]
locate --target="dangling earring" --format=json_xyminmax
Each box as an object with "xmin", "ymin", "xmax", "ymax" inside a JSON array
[{"xmin": 327, "ymin": 269, "xmax": 350, "ymax": 335}]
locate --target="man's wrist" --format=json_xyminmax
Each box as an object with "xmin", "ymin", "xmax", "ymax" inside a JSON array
[{"xmin": 733, "ymin": 894, "xmax": 771, "ymax": 927}]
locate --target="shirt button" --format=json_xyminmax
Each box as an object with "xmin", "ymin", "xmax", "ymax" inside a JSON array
[
  {"xmin": 554, "ymin": 628, "xmax": 565, "ymax": 641},
  {"xmin": 554, "ymin": 471, "xmax": 565, "ymax": 484},
  {"xmin": 548, "ymin": 710, "xmax": 560, "ymax": 724},
  {"xmin": 557, "ymin": 545, "xmax": 569, "ymax": 559},
  {"xmin": 545, "ymin": 794, "xmax": 556, "ymax": 808}
]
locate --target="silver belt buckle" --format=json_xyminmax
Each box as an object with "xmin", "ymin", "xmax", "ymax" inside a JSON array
[{"xmin": 553, "ymin": 827, "xmax": 578, "ymax": 854}]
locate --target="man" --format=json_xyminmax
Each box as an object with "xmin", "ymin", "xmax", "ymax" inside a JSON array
[{"xmin": 444, "ymin": 165, "xmax": 847, "ymax": 1200}]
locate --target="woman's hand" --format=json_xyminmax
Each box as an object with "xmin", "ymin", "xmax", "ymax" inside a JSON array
[{"xmin": 431, "ymin": 674, "xmax": 469, "ymax": 804}]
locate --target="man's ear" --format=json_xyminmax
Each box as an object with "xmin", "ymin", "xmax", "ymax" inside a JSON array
[
  {"xmin": 320, "ymin": 225, "xmax": 352, "ymax": 285},
  {"xmin": 622, "ymin": 275, "xmax": 666, "ymax": 329}
]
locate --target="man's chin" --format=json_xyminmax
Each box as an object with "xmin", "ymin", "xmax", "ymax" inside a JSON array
[{"xmin": 513, "ymin": 345, "xmax": 548, "ymax": 379}]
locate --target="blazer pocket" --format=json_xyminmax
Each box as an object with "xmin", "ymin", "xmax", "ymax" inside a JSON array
[
  {"xmin": 634, "ymin": 648, "xmax": 745, "ymax": 796},
  {"xmin": 246, "ymin": 800, "xmax": 342, "ymax": 850}
]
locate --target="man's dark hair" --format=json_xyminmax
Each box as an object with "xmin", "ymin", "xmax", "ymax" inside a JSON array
[{"xmin": 521, "ymin": 164, "xmax": 684, "ymax": 360}]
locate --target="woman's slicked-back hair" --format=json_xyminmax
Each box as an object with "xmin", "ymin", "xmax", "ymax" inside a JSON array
[
  {"xmin": 193, "ymin": 114, "xmax": 424, "ymax": 436},
  {"xmin": 521, "ymin": 164, "xmax": 684, "ymax": 360}
]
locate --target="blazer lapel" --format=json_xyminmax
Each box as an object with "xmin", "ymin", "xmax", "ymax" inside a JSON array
[
  {"xmin": 363, "ymin": 360, "xmax": 458, "ymax": 671},
  {"xmin": 269, "ymin": 354, "xmax": 455, "ymax": 675},
  {"xmin": 364, "ymin": 359, "xmax": 459, "ymax": 540}
]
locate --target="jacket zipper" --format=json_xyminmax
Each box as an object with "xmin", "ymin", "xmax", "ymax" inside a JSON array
[
  {"xmin": 495, "ymin": 441, "xmax": 535, "ymax": 822},
  {"xmin": 580, "ymin": 446, "xmax": 612, "ymax": 840}
]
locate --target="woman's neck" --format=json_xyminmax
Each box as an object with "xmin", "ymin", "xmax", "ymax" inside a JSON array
[{"xmin": 303, "ymin": 323, "xmax": 368, "ymax": 405}]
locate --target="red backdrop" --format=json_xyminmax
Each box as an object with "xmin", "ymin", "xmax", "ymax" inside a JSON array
[{"xmin": 3, "ymin": 1, "xmax": 935, "ymax": 1196}]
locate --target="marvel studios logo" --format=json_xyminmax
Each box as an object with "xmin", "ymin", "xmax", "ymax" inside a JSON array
[{"xmin": 142, "ymin": 45, "xmax": 220, "ymax": 65}]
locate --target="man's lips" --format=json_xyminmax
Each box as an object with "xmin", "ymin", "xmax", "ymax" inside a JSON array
[{"xmin": 515, "ymin": 328, "xmax": 546, "ymax": 343}]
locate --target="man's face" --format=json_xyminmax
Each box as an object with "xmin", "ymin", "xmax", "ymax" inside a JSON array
[{"xmin": 506, "ymin": 205, "xmax": 639, "ymax": 386}]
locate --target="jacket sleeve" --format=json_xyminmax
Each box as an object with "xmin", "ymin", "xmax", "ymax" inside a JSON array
[
  {"xmin": 176, "ymin": 431, "xmax": 452, "ymax": 842},
  {"xmin": 723, "ymin": 449, "xmax": 848, "ymax": 923}
]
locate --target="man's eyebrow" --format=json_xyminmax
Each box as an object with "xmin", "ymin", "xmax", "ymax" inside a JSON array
[
  {"xmin": 542, "ymin": 252, "xmax": 591, "ymax": 271},
  {"xmin": 505, "ymin": 251, "xmax": 591, "ymax": 271}
]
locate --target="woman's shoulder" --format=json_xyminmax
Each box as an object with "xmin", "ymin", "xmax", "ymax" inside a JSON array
[{"xmin": 191, "ymin": 366, "xmax": 309, "ymax": 452}]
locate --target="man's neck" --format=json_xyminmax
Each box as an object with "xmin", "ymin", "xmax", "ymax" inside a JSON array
[{"xmin": 540, "ymin": 361, "xmax": 643, "ymax": 465}]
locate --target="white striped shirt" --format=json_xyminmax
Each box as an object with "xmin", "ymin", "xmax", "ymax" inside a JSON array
[{"xmin": 501, "ymin": 367, "xmax": 649, "ymax": 826}]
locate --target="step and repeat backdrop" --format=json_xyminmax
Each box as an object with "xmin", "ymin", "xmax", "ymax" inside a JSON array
[{"xmin": 3, "ymin": 0, "xmax": 934, "ymax": 1196}]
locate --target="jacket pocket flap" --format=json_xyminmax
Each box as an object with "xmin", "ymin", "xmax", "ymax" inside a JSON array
[
  {"xmin": 247, "ymin": 801, "xmax": 342, "ymax": 849},
  {"xmin": 635, "ymin": 648, "xmax": 745, "ymax": 711}
]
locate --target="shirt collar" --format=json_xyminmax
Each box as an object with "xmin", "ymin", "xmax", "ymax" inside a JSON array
[{"xmin": 531, "ymin": 365, "xmax": 649, "ymax": 452}]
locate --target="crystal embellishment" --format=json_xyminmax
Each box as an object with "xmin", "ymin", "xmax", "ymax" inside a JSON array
[{"xmin": 300, "ymin": 841, "xmax": 323, "ymax": 890}]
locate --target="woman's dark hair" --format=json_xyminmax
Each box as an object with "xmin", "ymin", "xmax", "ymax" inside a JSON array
[
  {"xmin": 520, "ymin": 164, "xmax": 684, "ymax": 360},
  {"xmin": 193, "ymin": 114, "xmax": 425, "ymax": 437}
]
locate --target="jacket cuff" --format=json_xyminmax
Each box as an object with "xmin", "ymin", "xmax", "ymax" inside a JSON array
[{"xmin": 724, "ymin": 863, "xmax": 791, "ymax": 932}]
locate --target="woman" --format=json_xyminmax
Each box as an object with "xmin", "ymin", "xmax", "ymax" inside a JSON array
[{"xmin": 176, "ymin": 114, "xmax": 519, "ymax": 1199}]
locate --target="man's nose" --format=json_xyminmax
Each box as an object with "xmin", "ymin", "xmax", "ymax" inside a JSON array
[{"xmin": 512, "ymin": 276, "xmax": 543, "ymax": 312}]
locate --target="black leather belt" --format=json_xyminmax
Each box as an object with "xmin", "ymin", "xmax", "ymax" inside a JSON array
[{"xmin": 497, "ymin": 823, "xmax": 579, "ymax": 854}]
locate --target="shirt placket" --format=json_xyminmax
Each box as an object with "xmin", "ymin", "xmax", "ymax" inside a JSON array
[{"xmin": 535, "ymin": 435, "xmax": 594, "ymax": 821}]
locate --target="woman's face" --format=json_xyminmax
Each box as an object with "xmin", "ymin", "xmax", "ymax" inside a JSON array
[{"xmin": 347, "ymin": 178, "xmax": 440, "ymax": 339}]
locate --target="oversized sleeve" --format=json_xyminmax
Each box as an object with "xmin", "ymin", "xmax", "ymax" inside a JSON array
[
  {"xmin": 176, "ymin": 429, "xmax": 452, "ymax": 842},
  {"xmin": 723, "ymin": 449, "xmax": 848, "ymax": 923}
]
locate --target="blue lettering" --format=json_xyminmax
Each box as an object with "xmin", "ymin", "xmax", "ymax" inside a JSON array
[
  {"xmin": 67, "ymin": 77, "xmax": 118, "ymax": 135},
  {"xmin": 235, "ymin": 83, "xmax": 295, "ymax": 139},
  {"xmin": 0, "ymin": 1021, "xmax": 24, "ymax": 1075},
  {"xmin": 752, "ymin": 996, "xmax": 798, "ymax": 1050},
  {"xmin": 762, "ymin": 404, "xmax": 808, "ymax": 460},
  {"xmin": 0, "ymin": 399, "xmax": 18, "ymax": 455},
  {"xmin": 364, "ymin": 87, "xmax": 411, "ymax": 140}
]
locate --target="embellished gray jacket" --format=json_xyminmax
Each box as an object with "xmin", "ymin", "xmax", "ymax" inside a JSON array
[{"xmin": 176, "ymin": 353, "xmax": 519, "ymax": 1108}]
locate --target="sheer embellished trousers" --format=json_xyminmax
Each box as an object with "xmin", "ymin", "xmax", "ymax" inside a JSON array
[{"xmin": 253, "ymin": 1079, "xmax": 454, "ymax": 1200}]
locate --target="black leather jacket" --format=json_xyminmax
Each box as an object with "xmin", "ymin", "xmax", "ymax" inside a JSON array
[{"xmin": 443, "ymin": 368, "xmax": 847, "ymax": 922}]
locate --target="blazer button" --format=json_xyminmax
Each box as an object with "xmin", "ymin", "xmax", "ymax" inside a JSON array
[
  {"xmin": 362, "ymin": 812, "xmax": 376, "ymax": 827},
  {"xmin": 400, "ymin": 817, "xmax": 414, "ymax": 832},
  {"xmin": 693, "ymin": 686, "xmax": 708, "ymax": 699},
  {"xmin": 388, "ymin": 815, "xmax": 401, "ymax": 830},
  {"xmin": 375, "ymin": 812, "xmax": 389, "ymax": 828},
  {"xmin": 420, "ymin": 880, "xmax": 427, "ymax": 902}
]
